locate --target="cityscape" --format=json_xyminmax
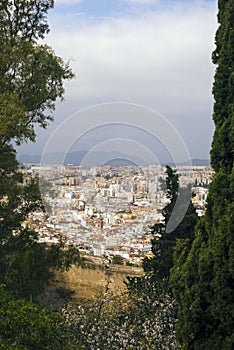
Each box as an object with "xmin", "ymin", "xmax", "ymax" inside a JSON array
[{"xmin": 24, "ymin": 164, "xmax": 213, "ymax": 265}]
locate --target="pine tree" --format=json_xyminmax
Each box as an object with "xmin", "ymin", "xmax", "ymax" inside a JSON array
[{"xmin": 170, "ymin": 1, "xmax": 234, "ymax": 348}]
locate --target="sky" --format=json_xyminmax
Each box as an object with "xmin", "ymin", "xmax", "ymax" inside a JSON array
[{"xmin": 17, "ymin": 0, "xmax": 218, "ymax": 164}]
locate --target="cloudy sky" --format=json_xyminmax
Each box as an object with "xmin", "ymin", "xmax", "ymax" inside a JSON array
[{"xmin": 18, "ymin": 0, "xmax": 218, "ymax": 164}]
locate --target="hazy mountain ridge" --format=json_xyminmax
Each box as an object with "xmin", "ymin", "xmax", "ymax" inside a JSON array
[{"xmin": 17, "ymin": 151, "xmax": 210, "ymax": 166}]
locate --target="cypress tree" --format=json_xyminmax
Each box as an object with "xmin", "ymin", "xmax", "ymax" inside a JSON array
[
  {"xmin": 170, "ymin": 1, "xmax": 234, "ymax": 348},
  {"xmin": 144, "ymin": 166, "xmax": 198, "ymax": 282}
]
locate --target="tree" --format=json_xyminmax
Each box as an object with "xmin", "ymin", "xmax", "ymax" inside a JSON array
[
  {"xmin": 170, "ymin": 1, "xmax": 234, "ymax": 348},
  {"xmin": 0, "ymin": 0, "xmax": 78, "ymax": 301},
  {"xmin": 0, "ymin": 0, "xmax": 74, "ymax": 144},
  {"xmin": 210, "ymin": 0, "xmax": 234, "ymax": 173},
  {"xmin": 112, "ymin": 255, "xmax": 124, "ymax": 265},
  {"xmin": 63, "ymin": 278, "xmax": 179, "ymax": 349},
  {"xmin": 124, "ymin": 166, "xmax": 197, "ymax": 348},
  {"xmin": 143, "ymin": 166, "xmax": 198, "ymax": 282},
  {"xmin": 0, "ymin": 285, "xmax": 76, "ymax": 349}
]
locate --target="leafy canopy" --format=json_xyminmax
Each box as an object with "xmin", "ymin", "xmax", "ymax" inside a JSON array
[
  {"xmin": 0, "ymin": 0, "xmax": 77, "ymax": 301},
  {"xmin": 0, "ymin": 0, "xmax": 74, "ymax": 144}
]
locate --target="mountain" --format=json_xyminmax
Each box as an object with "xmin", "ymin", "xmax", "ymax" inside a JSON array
[
  {"xmin": 166, "ymin": 159, "xmax": 210, "ymax": 167},
  {"xmin": 17, "ymin": 151, "xmax": 210, "ymax": 167}
]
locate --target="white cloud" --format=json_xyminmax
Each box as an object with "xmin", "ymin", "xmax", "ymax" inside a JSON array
[
  {"xmin": 48, "ymin": 4, "xmax": 216, "ymax": 102},
  {"xmin": 44, "ymin": 1, "xmax": 217, "ymax": 159}
]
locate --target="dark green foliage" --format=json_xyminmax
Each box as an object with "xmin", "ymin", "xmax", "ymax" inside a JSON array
[
  {"xmin": 0, "ymin": 0, "xmax": 74, "ymax": 144},
  {"xmin": 211, "ymin": 0, "xmax": 234, "ymax": 172},
  {"xmin": 170, "ymin": 1, "xmax": 234, "ymax": 348},
  {"xmin": 143, "ymin": 166, "xmax": 198, "ymax": 281},
  {"xmin": 0, "ymin": 144, "xmax": 80, "ymax": 301},
  {"xmin": 0, "ymin": 1, "xmax": 78, "ymax": 301},
  {"xmin": 0, "ymin": 285, "xmax": 75, "ymax": 349},
  {"xmin": 0, "ymin": 1, "xmax": 79, "ymax": 347},
  {"xmin": 171, "ymin": 170, "xmax": 234, "ymax": 350},
  {"xmin": 112, "ymin": 255, "xmax": 124, "ymax": 265}
]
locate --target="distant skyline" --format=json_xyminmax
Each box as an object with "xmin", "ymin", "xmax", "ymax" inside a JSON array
[{"xmin": 17, "ymin": 0, "xmax": 218, "ymax": 164}]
